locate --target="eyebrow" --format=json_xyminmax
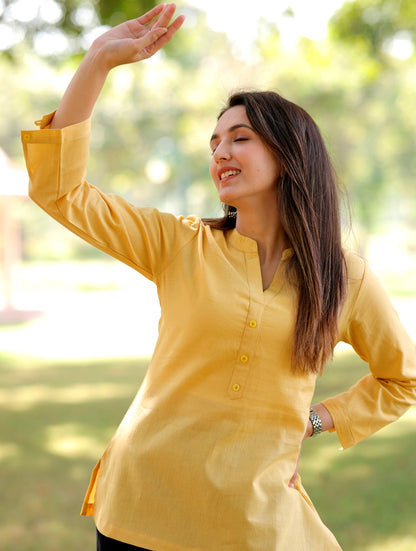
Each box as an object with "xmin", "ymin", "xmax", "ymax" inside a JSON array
[{"xmin": 210, "ymin": 123, "xmax": 254, "ymax": 144}]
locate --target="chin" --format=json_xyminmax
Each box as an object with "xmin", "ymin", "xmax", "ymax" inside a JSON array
[{"xmin": 218, "ymin": 191, "xmax": 239, "ymax": 206}]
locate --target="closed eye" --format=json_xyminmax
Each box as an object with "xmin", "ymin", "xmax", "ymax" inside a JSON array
[{"xmin": 210, "ymin": 137, "xmax": 249, "ymax": 155}]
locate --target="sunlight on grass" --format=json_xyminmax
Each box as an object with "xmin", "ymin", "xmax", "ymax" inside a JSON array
[
  {"xmin": 0, "ymin": 442, "xmax": 19, "ymax": 461},
  {"xmin": 299, "ymin": 435, "xmax": 342, "ymax": 475},
  {"xmin": 366, "ymin": 536, "xmax": 416, "ymax": 551},
  {"xmin": 372, "ymin": 406, "xmax": 416, "ymax": 438},
  {"xmin": 0, "ymin": 382, "xmax": 136, "ymax": 410},
  {"xmin": 45, "ymin": 423, "xmax": 106, "ymax": 460}
]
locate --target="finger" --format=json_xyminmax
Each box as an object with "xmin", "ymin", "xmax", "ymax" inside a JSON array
[
  {"xmin": 149, "ymin": 3, "xmax": 178, "ymax": 30},
  {"xmin": 139, "ymin": 26, "xmax": 169, "ymax": 50},
  {"xmin": 151, "ymin": 14, "xmax": 185, "ymax": 48},
  {"xmin": 131, "ymin": 10, "xmax": 184, "ymax": 61},
  {"xmin": 130, "ymin": 26, "xmax": 168, "ymax": 59},
  {"xmin": 137, "ymin": 3, "xmax": 165, "ymax": 26}
]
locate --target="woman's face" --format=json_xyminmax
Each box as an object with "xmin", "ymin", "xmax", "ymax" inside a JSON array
[{"xmin": 209, "ymin": 105, "xmax": 281, "ymax": 209}]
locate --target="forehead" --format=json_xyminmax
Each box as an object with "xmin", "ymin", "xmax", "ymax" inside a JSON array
[{"xmin": 212, "ymin": 105, "xmax": 250, "ymax": 136}]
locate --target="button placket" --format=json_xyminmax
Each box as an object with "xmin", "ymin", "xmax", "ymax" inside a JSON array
[{"xmin": 228, "ymin": 302, "xmax": 263, "ymax": 399}]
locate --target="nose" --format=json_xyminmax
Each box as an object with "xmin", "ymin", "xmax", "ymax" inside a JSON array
[{"xmin": 213, "ymin": 142, "xmax": 231, "ymax": 162}]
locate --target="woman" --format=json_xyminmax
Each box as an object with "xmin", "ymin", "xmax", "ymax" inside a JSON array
[{"xmin": 21, "ymin": 4, "xmax": 416, "ymax": 550}]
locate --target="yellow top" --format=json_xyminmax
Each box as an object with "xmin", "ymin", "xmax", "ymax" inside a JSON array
[{"xmin": 21, "ymin": 116, "xmax": 416, "ymax": 551}]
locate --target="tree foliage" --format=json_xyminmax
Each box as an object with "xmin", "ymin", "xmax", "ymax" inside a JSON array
[
  {"xmin": 327, "ymin": 0, "xmax": 416, "ymax": 234},
  {"xmin": 0, "ymin": 0, "xmax": 157, "ymax": 59},
  {"xmin": 330, "ymin": 0, "xmax": 416, "ymax": 61}
]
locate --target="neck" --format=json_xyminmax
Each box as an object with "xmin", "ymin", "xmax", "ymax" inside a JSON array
[
  {"xmin": 235, "ymin": 206, "xmax": 289, "ymax": 289},
  {"xmin": 236, "ymin": 207, "xmax": 287, "ymax": 256}
]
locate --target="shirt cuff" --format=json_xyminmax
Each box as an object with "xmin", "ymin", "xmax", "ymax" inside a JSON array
[
  {"xmin": 320, "ymin": 396, "xmax": 355, "ymax": 450},
  {"xmin": 21, "ymin": 116, "xmax": 91, "ymax": 146}
]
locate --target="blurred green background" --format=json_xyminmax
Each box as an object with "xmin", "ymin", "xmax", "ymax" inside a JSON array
[{"xmin": 0, "ymin": 0, "xmax": 415, "ymax": 549}]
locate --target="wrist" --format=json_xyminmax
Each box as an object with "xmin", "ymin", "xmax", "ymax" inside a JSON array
[
  {"xmin": 85, "ymin": 41, "xmax": 114, "ymax": 75},
  {"xmin": 309, "ymin": 407, "xmax": 323, "ymax": 437}
]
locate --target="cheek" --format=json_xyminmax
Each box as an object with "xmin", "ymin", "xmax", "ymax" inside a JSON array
[
  {"xmin": 209, "ymin": 160, "xmax": 218, "ymax": 186},
  {"xmin": 256, "ymin": 157, "xmax": 280, "ymax": 183}
]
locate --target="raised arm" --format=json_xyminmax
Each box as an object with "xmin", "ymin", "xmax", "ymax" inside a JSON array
[
  {"xmin": 50, "ymin": 3, "xmax": 185, "ymax": 129},
  {"xmin": 21, "ymin": 3, "xmax": 187, "ymax": 276}
]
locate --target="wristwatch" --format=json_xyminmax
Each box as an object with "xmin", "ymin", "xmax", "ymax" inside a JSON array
[{"xmin": 309, "ymin": 408, "xmax": 322, "ymax": 437}]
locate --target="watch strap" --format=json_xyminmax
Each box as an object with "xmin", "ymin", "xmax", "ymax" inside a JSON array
[{"xmin": 309, "ymin": 408, "xmax": 323, "ymax": 437}]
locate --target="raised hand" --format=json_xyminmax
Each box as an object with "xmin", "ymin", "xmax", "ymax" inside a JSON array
[
  {"xmin": 93, "ymin": 3, "xmax": 186, "ymax": 70},
  {"xmin": 49, "ymin": 3, "xmax": 185, "ymax": 128}
]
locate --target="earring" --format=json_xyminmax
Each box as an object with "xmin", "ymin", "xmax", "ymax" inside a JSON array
[{"xmin": 228, "ymin": 210, "xmax": 237, "ymax": 218}]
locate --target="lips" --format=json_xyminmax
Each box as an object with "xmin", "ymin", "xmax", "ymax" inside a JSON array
[{"xmin": 218, "ymin": 167, "xmax": 241, "ymax": 181}]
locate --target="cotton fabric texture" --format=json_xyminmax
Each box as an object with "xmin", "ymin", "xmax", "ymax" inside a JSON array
[{"xmin": 21, "ymin": 116, "xmax": 416, "ymax": 551}]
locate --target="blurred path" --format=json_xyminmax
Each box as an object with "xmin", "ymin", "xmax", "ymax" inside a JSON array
[{"xmin": 0, "ymin": 262, "xmax": 160, "ymax": 360}]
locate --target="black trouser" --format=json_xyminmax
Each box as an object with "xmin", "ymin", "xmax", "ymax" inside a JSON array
[{"xmin": 96, "ymin": 529, "xmax": 152, "ymax": 550}]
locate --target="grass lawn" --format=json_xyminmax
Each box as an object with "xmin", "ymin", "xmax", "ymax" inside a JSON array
[{"xmin": 0, "ymin": 349, "xmax": 415, "ymax": 550}]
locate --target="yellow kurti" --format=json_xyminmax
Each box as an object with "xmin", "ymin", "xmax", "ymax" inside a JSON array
[{"xmin": 21, "ymin": 116, "xmax": 416, "ymax": 551}]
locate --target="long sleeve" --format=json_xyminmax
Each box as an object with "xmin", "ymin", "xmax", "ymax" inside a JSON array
[
  {"xmin": 21, "ymin": 117, "xmax": 199, "ymax": 281},
  {"xmin": 322, "ymin": 252, "xmax": 416, "ymax": 449}
]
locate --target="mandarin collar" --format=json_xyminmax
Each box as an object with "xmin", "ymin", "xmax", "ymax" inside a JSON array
[{"xmin": 227, "ymin": 228, "xmax": 293, "ymax": 259}]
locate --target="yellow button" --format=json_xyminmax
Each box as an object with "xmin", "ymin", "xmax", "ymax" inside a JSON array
[
  {"xmin": 240, "ymin": 354, "xmax": 248, "ymax": 363},
  {"xmin": 22, "ymin": 133, "xmax": 31, "ymax": 141},
  {"xmin": 249, "ymin": 320, "xmax": 257, "ymax": 328},
  {"xmin": 232, "ymin": 383, "xmax": 241, "ymax": 392}
]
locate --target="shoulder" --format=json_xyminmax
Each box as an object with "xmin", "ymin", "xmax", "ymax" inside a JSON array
[
  {"xmin": 141, "ymin": 208, "xmax": 204, "ymax": 234},
  {"xmin": 141, "ymin": 209, "xmax": 230, "ymax": 257},
  {"xmin": 343, "ymin": 249, "xmax": 386, "ymax": 296},
  {"xmin": 339, "ymin": 249, "xmax": 394, "ymax": 332},
  {"xmin": 343, "ymin": 249, "xmax": 366, "ymax": 282}
]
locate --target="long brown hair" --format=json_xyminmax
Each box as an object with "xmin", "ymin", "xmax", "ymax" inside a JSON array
[{"xmin": 205, "ymin": 91, "xmax": 347, "ymax": 375}]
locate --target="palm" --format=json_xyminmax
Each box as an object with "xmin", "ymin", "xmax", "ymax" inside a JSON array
[
  {"xmin": 101, "ymin": 19, "xmax": 148, "ymax": 44},
  {"xmin": 93, "ymin": 4, "xmax": 185, "ymax": 67}
]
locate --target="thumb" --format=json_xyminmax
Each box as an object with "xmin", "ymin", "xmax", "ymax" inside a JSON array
[
  {"xmin": 135, "ymin": 27, "xmax": 168, "ymax": 59},
  {"xmin": 149, "ymin": 26, "xmax": 168, "ymax": 40}
]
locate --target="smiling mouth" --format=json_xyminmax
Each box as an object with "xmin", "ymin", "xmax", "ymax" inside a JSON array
[{"xmin": 220, "ymin": 169, "xmax": 241, "ymax": 181}]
